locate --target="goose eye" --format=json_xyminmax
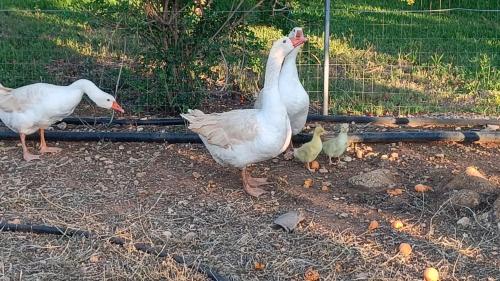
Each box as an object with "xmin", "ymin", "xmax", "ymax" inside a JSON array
[
  {"xmin": 107, "ymin": 99, "xmax": 110, "ymax": 102},
  {"xmin": 282, "ymin": 40, "xmax": 286, "ymax": 43}
]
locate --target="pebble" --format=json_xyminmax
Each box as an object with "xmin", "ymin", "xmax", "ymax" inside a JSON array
[
  {"xmin": 343, "ymin": 156, "xmax": 352, "ymax": 162},
  {"xmin": 390, "ymin": 152, "xmax": 398, "ymax": 159},
  {"xmin": 56, "ymin": 122, "xmax": 67, "ymax": 130},
  {"xmin": 184, "ymin": 232, "xmax": 196, "ymax": 242},
  {"xmin": 381, "ymin": 154, "xmax": 389, "ymax": 160},
  {"xmin": 133, "ymin": 180, "xmax": 139, "ymax": 185},
  {"xmin": 136, "ymin": 172, "xmax": 146, "ymax": 178},
  {"xmin": 318, "ymin": 167, "xmax": 328, "ymax": 173},
  {"xmin": 106, "ymin": 169, "xmax": 112, "ymax": 175},
  {"xmin": 162, "ymin": 230, "xmax": 172, "ymax": 239},
  {"xmin": 118, "ymin": 145, "xmax": 125, "ymax": 150},
  {"xmin": 435, "ymin": 153, "xmax": 445, "ymax": 158},
  {"xmin": 84, "ymin": 156, "xmax": 91, "ymax": 161},
  {"xmin": 136, "ymin": 126, "xmax": 144, "ymax": 132},
  {"xmin": 338, "ymin": 213, "xmax": 349, "ymax": 219},
  {"xmin": 457, "ymin": 217, "xmax": 471, "ymax": 227}
]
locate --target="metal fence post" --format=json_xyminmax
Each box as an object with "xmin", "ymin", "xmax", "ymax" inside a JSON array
[{"xmin": 322, "ymin": 0, "xmax": 331, "ymax": 116}]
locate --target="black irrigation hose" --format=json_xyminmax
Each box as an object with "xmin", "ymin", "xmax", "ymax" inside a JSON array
[
  {"xmin": 0, "ymin": 221, "xmax": 227, "ymax": 281},
  {"xmin": 0, "ymin": 130, "xmax": 499, "ymax": 143},
  {"xmin": 48, "ymin": 114, "xmax": 500, "ymax": 127}
]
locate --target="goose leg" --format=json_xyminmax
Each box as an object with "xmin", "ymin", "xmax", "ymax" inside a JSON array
[
  {"xmin": 328, "ymin": 156, "xmax": 333, "ymax": 165},
  {"xmin": 241, "ymin": 167, "xmax": 268, "ymax": 197},
  {"xmin": 39, "ymin": 129, "xmax": 62, "ymax": 154},
  {"xmin": 20, "ymin": 133, "xmax": 40, "ymax": 161}
]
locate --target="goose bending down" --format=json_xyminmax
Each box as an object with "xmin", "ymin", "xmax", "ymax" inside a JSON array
[
  {"xmin": 0, "ymin": 79, "xmax": 125, "ymax": 161},
  {"xmin": 181, "ymin": 35, "xmax": 307, "ymax": 197},
  {"xmin": 255, "ymin": 27, "xmax": 309, "ymax": 159}
]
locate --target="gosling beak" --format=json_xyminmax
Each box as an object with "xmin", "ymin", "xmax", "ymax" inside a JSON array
[
  {"xmin": 291, "ymin": 31, "xmax": 307, "ymax": 47},
  {"xmin": 111, "ymin": 101, "xmax": 125, "ymax": 113}
]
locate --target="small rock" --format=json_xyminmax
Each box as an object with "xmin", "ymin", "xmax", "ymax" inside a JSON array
[
  {"xmin": 184, "ymin": 232, "xmax": 196, "ymax": 242},
  {"xmin": 318, "ymin": 167, "xmax": 328, "ymax": 173},
  {"xmin": 343, "ymin": 156, "xmax": 352, "ymax": 162},
  {"xmin": 435, "ymin": 153, "xmax": 445, "ymax": 158},
  {"xmin": 89, "ymin": 254, "xmax": 100, "ymax": 263},
  {"xmin": 136, "ymin": 172, "xmax": 146, "ymax": 178},
  {"xmin": 84, "ymin": 156, "xmax": 91, "ymax": 161},
  {"xmin": 118, "ymin": 145, "xmax": 125, "ymax": 150},
  {"xmin": 192, "ymin": 171, "xmax": 201, "ymax": 179},
  {"xmin": 457, "ymin": 217, "xmax": 471, "ymax": 227},
  {"xmin": 56, "ymin": 122, "xmax": 67, "ymax": 130},
  {"xmin": 381, "ymin": 154, "xmax": 389, "ymax": 160},
  {"xmin": 106, "ymin": 169, "xmax": 112, "ymax": 175},
  {"xmin": 455, "ymin": 126, "xmax": 461, "ymax": 131},
  {"xmin": 390, "ymin": 152, "xmax": 398, "ymax": 159},
  {"xmin": 449, "ymin": 189, "xmax": 481, "ymax": 209},
  {"xmin": 444, "ymin": 166, "xmax": 496, "ymax": 194},
  {"xmin": 348, "ymin": 169, "xmax": 396, "ymax": 192},
  {"xmin": 338, "ymin": 213, "xmax": 348, "ymax": 219},
  {"xmin": 133, "ymin": 180, "xmax": 139, "ymax": 186},
  {"xmin": 136, "ymin": 126, "xmax": 144, "ymax": 132}
]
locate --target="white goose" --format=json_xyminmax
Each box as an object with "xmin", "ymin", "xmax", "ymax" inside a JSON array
[
  {"xmin": 181, "ymin": 35, "xmax": 306, "ymax": 197},
  {"xmin": 0, "ymin": 79, "xmax": 124, "ymax": 161},
  {"xmin": 255, "ymin": 27, "xmax": 309, "ymax": 158}
]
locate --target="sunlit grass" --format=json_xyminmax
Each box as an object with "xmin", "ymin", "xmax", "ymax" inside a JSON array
[{"xmin": 0, "ymin": 0, "xmax": 498, "ymax": 115}]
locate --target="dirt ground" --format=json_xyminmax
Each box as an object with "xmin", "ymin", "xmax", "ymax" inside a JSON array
[{"xmin": 0, "ymin": 122, "xmax": 499, "ymax": 281}]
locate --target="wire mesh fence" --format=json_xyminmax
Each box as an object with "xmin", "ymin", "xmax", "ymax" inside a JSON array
[{"xmin": 0, "ymin": 0, "xmax": 499, "ymax": 118}]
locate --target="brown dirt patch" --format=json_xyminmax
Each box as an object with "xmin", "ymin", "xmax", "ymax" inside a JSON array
[{"xmin": 0, "ymin": 133, "xmax": 499, "ymax": 280}]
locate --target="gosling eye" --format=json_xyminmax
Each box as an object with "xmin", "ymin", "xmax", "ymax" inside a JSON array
[
  {"xmin": 106, "ymin": 99, "xmax": 111, "ymax": 102},
  {"xmin": 282, "ymin": 39, "xmax": 286, "ymax": 43}
]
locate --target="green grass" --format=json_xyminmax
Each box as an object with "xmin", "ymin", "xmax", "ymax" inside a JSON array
[{"xmin": 0, "ymin": 0, "xmax": 499, "ymax": 115}]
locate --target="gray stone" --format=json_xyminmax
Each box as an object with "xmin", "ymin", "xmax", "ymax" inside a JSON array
[
  {"xmin": 348, "ymin": 169, "xmax": 396, "ymax": 191},
  {"xmin": 449, "ymin": 189, "xmax": 481, "ymax": 209}
]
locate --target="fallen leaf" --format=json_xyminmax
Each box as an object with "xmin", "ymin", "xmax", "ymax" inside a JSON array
[
  {"xmin": 310, "ymin": 160, "xmax": 320, "ymax": 171},
  {"xmin": 368, "ymin": 220, "xmax": 379, "ymax": 231},
  {"xmin": 273, "ymin": 210, "xmax": 305, "ymax": 232},
  {"xmin": 254, "ymin": 262, "xmax": 265, "ymax": 270},
  {"xmin": 304, "ymin": 268, "xmax": 320, "ymax": 281},
  {"xmin": 386, "ymin": 188, "xmax": 404, "ymax": 196},
  {"xmin": 415, "ymin": 184, "xmax": 432, "ymax": 193},
  {"xmin": 303, "ymin": 178, "xmax": 313, "ymax": 188},
  {"xmin": 399, "ymin": 243, "xmax": 412, "ymax": 257},
  {"xmin": 392, "ymin": 220, "xmax": 404, "ymax": 230},
  {"xmin": 424, "ymin": 267, "xmax": 439, "ymax": 281}
]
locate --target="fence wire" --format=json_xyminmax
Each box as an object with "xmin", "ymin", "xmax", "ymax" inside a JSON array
[{"xmin": 0, "ymin": 0, "xmax": 498, "ymax": 117}]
